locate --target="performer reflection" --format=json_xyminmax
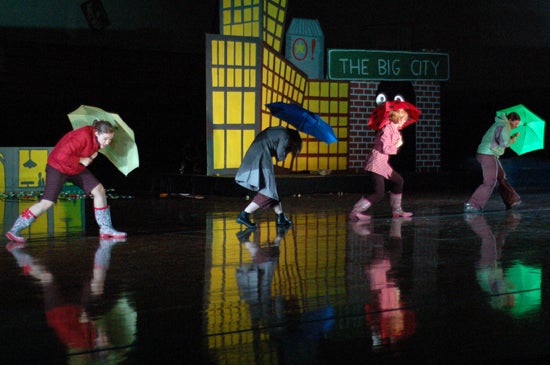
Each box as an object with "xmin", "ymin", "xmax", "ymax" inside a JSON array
[
  {"xmin": 465, "ymin": 212, "xmax": 521, "ymax": 311},
  {"xmin": 236, "ymin": 226, "xmax": 338, "ymax": 363},
  {"xmin": 5, "ymin": 238, "xmax": 125, "ymax": 357},
  {"xmin": 350, "ymin": 218, "xmax": 416, "ymax": 346},
  {"xmin": 235, "ymin": 227, "xmax": 288, "ymax": 320}
]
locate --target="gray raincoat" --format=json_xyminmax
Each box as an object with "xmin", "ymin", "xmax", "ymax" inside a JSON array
[{"xmin": 235, "ymin": 127, "xmax": 300, "ymax": 201}]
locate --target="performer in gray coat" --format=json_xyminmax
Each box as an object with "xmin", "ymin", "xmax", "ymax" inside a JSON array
[{"xmin": 235, "ymin": 126, "xmax": 302, "ymax": 229}]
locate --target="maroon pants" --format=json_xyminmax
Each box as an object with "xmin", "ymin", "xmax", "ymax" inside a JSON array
[
  {"xmin": 467, "ymin": 153, "xmax": 520, "ymax": 209},
  {"xmin": 252, "ymin": 193, "xmax": 279, "ymax": 210}
]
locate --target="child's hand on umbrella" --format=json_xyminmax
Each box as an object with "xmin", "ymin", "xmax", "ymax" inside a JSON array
[
  {"xmin": 396, "ymin": 135, "xmax": 404, "ymax": 147},
  {"xmin": 511, "ymin": 132, "xmax": 520, "ymax": 143},
  {"xmin": 80, "ymin": 156, "xmax": 94, "ymax": 166}
]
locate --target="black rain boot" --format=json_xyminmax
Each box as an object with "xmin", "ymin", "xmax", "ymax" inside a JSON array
[
  {"xmin": 236, "ymin": 211, "xmax": 256, "ymax": 229},
  {"xmin": 276, "ymin": 225, "xmax": 291, "ymax": 237},
  {"xmin": 236, "ymin": 228, "xmax": 254, "ymax": 243},
  {"xmin": 276, "ymin": 212, "xmax": 292, "ymax": 226}
]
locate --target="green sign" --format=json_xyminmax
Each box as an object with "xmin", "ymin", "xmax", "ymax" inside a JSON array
[{"xmin": 327, "ymin": 49, "xmax": 449, "ymax": 81}]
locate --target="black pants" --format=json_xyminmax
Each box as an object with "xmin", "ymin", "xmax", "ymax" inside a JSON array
[{"xmin": 365, "ymin": 171, "xmax": 404, "ymax": 204}]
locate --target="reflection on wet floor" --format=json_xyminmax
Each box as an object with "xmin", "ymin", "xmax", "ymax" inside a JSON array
[
  {"xmin": 1, "ymin": 193, "xmax": 549, "ymax": 363},
  {"xmin": 4, "ymin": 238, "xmax": 135, "ymax": 363}
]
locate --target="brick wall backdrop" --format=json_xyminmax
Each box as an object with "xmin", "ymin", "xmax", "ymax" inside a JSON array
[
  {"xmin": 347, "ymin": 81, "xmax": 441, "ymax": 173},
  {"xmin": 413, "ymin": 81, "xmax": 441, "ymax": 172}
]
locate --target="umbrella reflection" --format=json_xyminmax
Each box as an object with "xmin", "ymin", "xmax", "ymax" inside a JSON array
[
  {"xmin": 4, "ymin": 239, "xmax": 134, "ymax": 361},
  {"xmin": 235, "ymin": 226, "xmax": 337, "ymax": 363},
  {"xmin": 350, "ymin": 218, "xmax": 416, "ymax": 347},
  {"xmin": 235, "ymin": 227, "xmax": 287, "ymax": 320},
  {"xmin": 466, "ymin": 213, "xmax": 519, "ymax": 310},
  {"xmin": 465, "ymin": 212, "xmax": 541, "ymax": 317},
  {"xmin": 235, "ymin": 227, "xmax": 285, "ymax": 361}
]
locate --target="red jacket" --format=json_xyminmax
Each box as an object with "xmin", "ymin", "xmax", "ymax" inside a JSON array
[
  {"xmin": 48, "ymin": 126, "xmax": 99, "ymax": 175},
  {"xmin": 46, "ymin": 305, "xmax": 96, "ymax": 349}
]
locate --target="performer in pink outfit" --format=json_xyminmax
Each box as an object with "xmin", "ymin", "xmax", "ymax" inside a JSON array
[{"xmin": 350, "ymin": 96, "xmax": 419, "ymax": 221}]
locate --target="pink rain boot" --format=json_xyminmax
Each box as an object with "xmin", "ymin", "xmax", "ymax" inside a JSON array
[
  {"xmin": 349, "ymin": 197, "xmax": 372, "ymax": 221},
  {"xmin": 390, "ymin": 193, "xmax": 413, "ymax": 218}
]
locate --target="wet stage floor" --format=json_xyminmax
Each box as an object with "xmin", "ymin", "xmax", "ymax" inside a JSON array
[{"xmin": 1, "ymin": 190, "xmax": 549, "ymax": 364}]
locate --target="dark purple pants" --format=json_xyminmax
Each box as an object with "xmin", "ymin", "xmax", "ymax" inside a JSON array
[{"xmin": 467, "ymin": 153, "xmax": 520, "ymax": 209}]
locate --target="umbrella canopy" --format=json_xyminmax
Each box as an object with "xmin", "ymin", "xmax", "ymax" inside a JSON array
[
  {"xmin": 496, "ymin": 104, "xmax": 545, "ymax": 155},
  {"xmin": 504, "ymin": 262, "xmax": 542, "ymax": 318},
  {"xmin": 367, "ymin": 100, "xmax": 421, "ymax": 131},
  {"xmin": 67, "ymin": 105, "xmax": 139, "ymax": 176},
  {"xmin": 266, "ymin": 102, "xmax": 337, "ymax": 144}
]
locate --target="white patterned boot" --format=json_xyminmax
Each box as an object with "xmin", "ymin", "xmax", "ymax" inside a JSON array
[
  {"xmin": 94, "ymin": 206, "xmax": 127, "ymax": 239},
  {"xmin": 5, "ymin": 209, "xmax": 36, "ymax": 243}
]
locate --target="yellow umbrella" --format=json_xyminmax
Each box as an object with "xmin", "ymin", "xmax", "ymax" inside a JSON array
[{"xmin": 67, "ymin": 105, "xmax": 139, "ymax": 176}]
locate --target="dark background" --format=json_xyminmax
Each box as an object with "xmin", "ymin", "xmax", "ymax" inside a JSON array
[{"xmin": 1, "ymin": 0, "xmax": 548, "ymax": 193}]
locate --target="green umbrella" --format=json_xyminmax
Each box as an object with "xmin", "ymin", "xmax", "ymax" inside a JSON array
[
  {"xmin": 496, "ymin": 104, "xmax": 545, "ymax": 155},
  {"xmin": 67, "ymin": 105, "xmax": 139, "ymax": 176},
  {"xmin": 504, "ymin": 262, "xmax": 541, "ymax": 318}
]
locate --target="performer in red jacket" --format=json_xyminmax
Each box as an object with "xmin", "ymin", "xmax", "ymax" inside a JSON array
[{"xmin": 5, "ymin": 120, "xmax": 126, "ymax": 242}]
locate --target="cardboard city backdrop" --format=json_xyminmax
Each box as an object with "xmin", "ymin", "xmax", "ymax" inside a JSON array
[
  {"xmin": 206, "ymin": 2, "xmax": 449, "ymax": 176},
  {"xmin": 0, "ymin": 0, "xmax": 548, "ymax": 190}
]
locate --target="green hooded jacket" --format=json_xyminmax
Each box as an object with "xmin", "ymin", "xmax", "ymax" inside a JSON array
[{"xmin": 477, "ymin": 113, "xmax": 512, "ymax": 157}]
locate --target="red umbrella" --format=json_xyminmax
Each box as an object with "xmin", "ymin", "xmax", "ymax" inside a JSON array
[{"xmin": 367, "ymin": 100, "xmax": 421, "ymax": 131}]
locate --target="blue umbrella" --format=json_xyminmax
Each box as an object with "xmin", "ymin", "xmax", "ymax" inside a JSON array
[{"xmin": 266, "ymin": 102, "xmax": 338, "ymax": 144}]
